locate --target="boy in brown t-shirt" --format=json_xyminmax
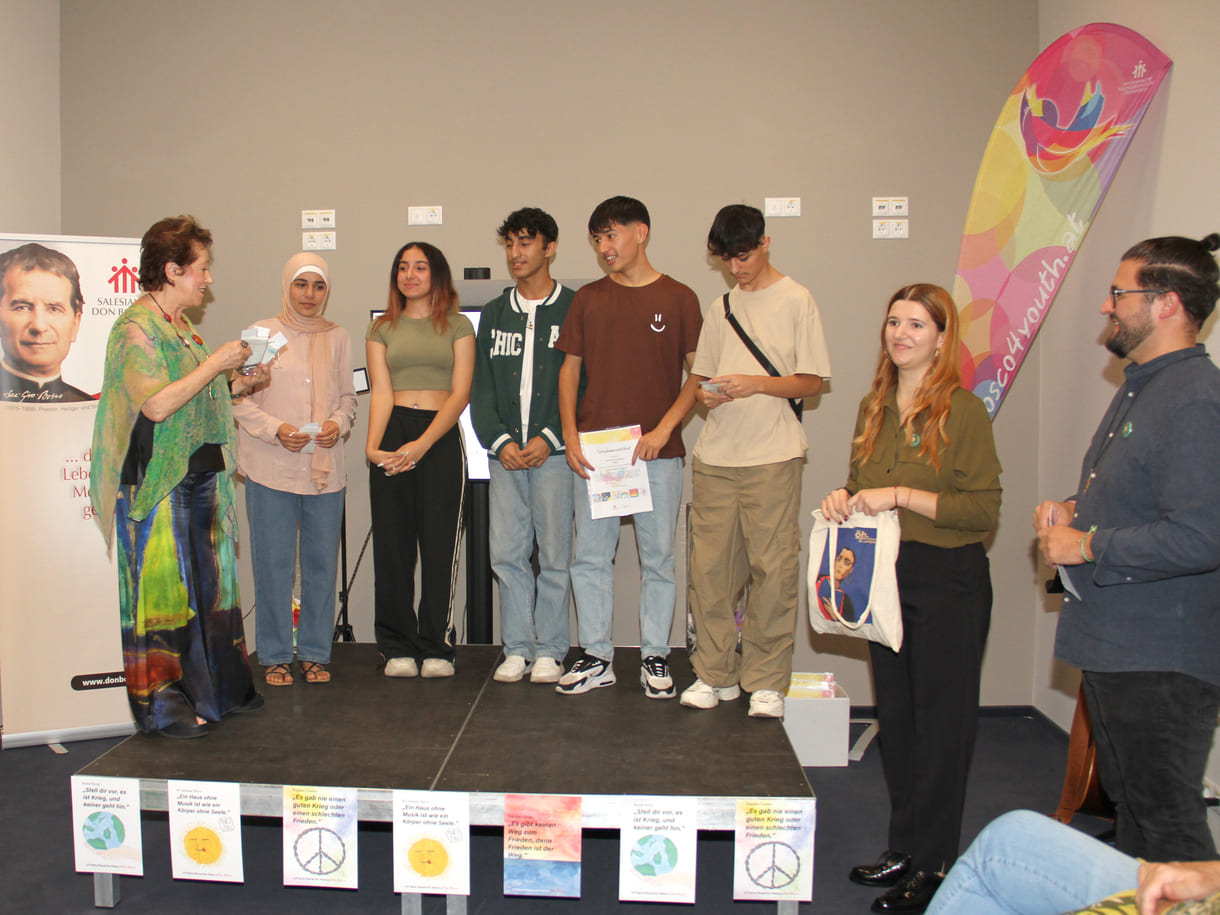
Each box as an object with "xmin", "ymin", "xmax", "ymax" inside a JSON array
[{"xmin": 555, "ymin": 196, "xmax": 702, "ymax": 699}]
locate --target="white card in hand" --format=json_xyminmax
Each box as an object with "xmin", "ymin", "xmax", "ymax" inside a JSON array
[{"xmin": 299, "ymin": 422, "xmax": 321, "ymax": 454}]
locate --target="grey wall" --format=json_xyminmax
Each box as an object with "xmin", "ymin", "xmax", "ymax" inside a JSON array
[
  {"xmin": 50, "ymin": 0, "xmax": 1047, "ymax": 706},
  {"xmin": 1, "ymin": 0, "xmax": 60, "ymax": 232}
]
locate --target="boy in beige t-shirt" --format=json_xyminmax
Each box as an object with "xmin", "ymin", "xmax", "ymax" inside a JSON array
[{"xmin": 684, "ymin": 204, "xmax": 831, "ymax": 718}]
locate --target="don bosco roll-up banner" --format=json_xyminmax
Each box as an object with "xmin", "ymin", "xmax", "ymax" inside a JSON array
[
  {"xmin": 953, "ymin": 23, "xmax": 1172, "ymax": 417},
  {"xmin": 0, "ymin": 233, "xmax": 141, "ymax": 746}
]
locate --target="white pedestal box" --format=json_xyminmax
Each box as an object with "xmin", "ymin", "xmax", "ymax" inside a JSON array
[{"xmin": 782, "ymin": 680, "xmax": 850, "ymax": 767}]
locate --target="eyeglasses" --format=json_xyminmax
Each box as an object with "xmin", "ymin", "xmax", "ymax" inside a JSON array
[{"xmin": 1109, "ymin": 286, "xmax": 1168, "ymax": 303}]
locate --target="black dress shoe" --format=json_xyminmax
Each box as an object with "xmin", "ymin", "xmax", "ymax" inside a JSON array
[
  {"xmin": 157, "ymin": 720, "xmax": 209, "ymax": 740},
  {"xmin": 230, "ymin": 692, "xmax": 265, "ymax": 714},
  {"xmin": 871, "ymin": 870, "xmax": 943, "ymax": 914},
  {"xmin": 850, "ymin": 850, "xmax": 912, "ymax": 887}
]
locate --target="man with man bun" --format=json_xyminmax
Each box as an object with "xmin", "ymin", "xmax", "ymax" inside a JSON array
[{"xmin": 1034, "ymin": 233, "xmax": 1220, "ymax": 863}]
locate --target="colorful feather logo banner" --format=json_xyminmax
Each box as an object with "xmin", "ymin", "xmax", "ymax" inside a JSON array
[{"xmin": 952, "ymin": 23, "xmax": 1172, "ymax": 416}]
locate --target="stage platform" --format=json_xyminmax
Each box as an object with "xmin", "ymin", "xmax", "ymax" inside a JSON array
[{"xmin": 77, "ymin": 643, "xmax": 814, "ymax": 910}]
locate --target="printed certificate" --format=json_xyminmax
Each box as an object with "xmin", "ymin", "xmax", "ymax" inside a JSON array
[{"xmin": 579, "ymin": 425, "xmax": 653, "ymax": 519}]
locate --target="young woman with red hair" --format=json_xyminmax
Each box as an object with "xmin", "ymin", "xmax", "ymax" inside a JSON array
[{"xmin": 821, "ymin": 283, "xmax": 1002, "ymax": 913}]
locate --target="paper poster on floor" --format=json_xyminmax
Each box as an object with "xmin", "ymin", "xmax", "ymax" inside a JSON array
[
  {"xmin": 392, "ymin": 789, "xmax": 470, "ymax": 895},
  {"xmin": 71, "ymin": 775, "xmax": 143, "ymax": 876},
  {"xmin": 618, "ymin": 795, "xmax": 697, "ymax": 904},
  {"xmin": 733, "ymin": 798, "xmax": 815, "ymax": 902},
  {"xmin": 503, "ymin": 793, "xmax": 582, "ymax": 898},
  {"xmin": 167, "ymin": 780, "xmax": 244, "ymax": 883},
  {"xmin": 282, "ymin": 785, "xmax": 358, "ymax": 890}
]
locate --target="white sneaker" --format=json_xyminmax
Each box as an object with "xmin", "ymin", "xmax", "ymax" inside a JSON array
[
  {"xmin": 421, "ymin": 658, "xmax": 455, "ymax": 678},
  {"xmin": 748, "ymin": 689, "xmax": 785, "ymax": 718},
  {"xmin": 680, "ymin": 677, "xmax": 741, "ymax": 709},
  {"xmin": 494, "ymin": 655, "xmax": 531, "ymax": 683},
  {"xmin": 530, "ymin": 657, "xmax": 564, "ymax": 683},
  {"xmin": 384, "ymin": 657, "xmax": 418, "ymax": 678},
  {"xmin": 639, "ymin": 655, "xmax": 676, "ymax": 700},
  {"xmin": 555, "ymin": 653, "xmax": 616, "ymax": 694}
]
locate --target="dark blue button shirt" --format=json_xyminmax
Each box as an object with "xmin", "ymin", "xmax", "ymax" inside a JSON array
[{"xmin": 1056, "ymin": 345, "xmax": 1220, "ymax": 687}]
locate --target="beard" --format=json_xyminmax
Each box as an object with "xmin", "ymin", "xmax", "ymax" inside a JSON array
[{"xmin": 1104, "ymin": 307, "xmax": 1154, "ymax": 359}]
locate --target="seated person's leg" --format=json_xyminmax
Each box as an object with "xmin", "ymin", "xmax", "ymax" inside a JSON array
[{"xmin": 927, "ymin": 810, "xmax": 1138, "ymax": 915}]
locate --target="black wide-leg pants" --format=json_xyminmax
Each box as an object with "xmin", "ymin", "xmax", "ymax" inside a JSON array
[
  {"xmin": 370, "ymin": 406, "xmax": 466, "ymax": 664},
  {"xmin": 868, "ymin": 539, "xmax": 992, "ymax": 874}
]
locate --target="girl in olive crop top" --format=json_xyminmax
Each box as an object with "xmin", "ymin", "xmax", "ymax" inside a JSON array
[
  {"xmin": 365, "ymin": 242, "xmax": 475, "ymax": 677},
  {"xmin": 367, "ymin": 312, "xmax": 474, "ymax": 391}
]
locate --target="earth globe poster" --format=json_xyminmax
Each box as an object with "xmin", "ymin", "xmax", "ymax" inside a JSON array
[
  {"xmin": 619, "ymin": 796, "xmax": 697, "ymax": 903},
  {"xmin": 72, "ymin": 775, "xmax": 143, "ymax": 876}
]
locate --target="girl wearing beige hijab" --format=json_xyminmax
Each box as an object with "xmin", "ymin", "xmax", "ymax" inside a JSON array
[{"xmin": 234, "ymin": 253, "xmax": 357, "ymax": 685}]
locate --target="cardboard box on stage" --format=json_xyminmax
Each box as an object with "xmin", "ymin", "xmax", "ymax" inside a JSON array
[{"xmin": 782, "ymin": 674, "xmax": 849, "ymax": 767}]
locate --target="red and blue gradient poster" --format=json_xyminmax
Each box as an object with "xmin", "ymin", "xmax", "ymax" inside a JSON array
[{"xmin": 952, "ymin": 23, "xmax": 1171, "ymax": 416}]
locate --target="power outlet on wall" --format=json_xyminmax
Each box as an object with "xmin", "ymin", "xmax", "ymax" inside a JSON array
[
  {"xmin": 764, "ymin": 197, "xmax": 801, "ymax": 218},
  {"xmin": 408, "ymin": 206, "xmax": 443, "ymax": 226}
]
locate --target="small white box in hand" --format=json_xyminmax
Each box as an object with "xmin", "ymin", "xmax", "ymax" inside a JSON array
[
  {"xmin": 299, "ymin": 422, "xmax": 321, "ymax": 454},
  {"xmin": 241, "ymin": 327, "xmax": 270, "ymax": 370},
  {"xmin": 262, "ymin": 331, "xmax": 288, "ymax": 365}
]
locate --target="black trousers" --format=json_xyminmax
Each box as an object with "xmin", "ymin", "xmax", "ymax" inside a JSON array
[
  {"xmin": 868, "ymin": 540, "xmax": 992, "ymax": 873},
  {"xmin": 370, "ymin": 407, "xmax": 466, "ymax": 663},
  {"xmin": 1083, "ymin": 669, "xmax": 1220, "ymax": 861}
]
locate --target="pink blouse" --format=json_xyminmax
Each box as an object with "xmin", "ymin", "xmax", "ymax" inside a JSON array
[{"xmin": 233, "ymin": 318, "xmax": 357, "ymax": 495}]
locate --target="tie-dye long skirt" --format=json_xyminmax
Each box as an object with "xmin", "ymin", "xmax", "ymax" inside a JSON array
[{"xmin": 115, "ymin": 471, "xmax": 256, "ymax": 733}]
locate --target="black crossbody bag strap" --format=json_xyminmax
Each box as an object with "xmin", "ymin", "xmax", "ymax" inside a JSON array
[{"xmin": 722, "ymin": 293, "xmax": 803, "ymax": 419}]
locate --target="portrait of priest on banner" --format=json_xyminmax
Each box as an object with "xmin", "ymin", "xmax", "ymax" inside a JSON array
[{"xmin": 0, "ymin": 242, "xmax": 93, "ymax": 405}]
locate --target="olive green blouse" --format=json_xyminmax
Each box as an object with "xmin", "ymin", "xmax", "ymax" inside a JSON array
[{"xmin": 844, "ymin": 386, "xmax": 1001, "ymax": 547}]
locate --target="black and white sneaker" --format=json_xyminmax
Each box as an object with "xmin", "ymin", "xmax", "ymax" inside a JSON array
[
  {"xmin": 640, "ymin": 655, "xmax": 676, "ymax": 699},
  {"xmin": 555, "ymin": 653, "xmax": 616, "ymax": 695}
]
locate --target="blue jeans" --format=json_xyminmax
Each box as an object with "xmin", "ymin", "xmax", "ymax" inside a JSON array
[
  {"xmin": 569, "ymin": 457, "xmax": 682, "ymax": 661},
  {"xmin": 489, "ymin": 454, "xmax": 573, "ymax": 662},
  {"xmin": 1083, "ymin": 669, "xmax": 1220, "ymax": 861},
  {"xmin": 926, "ymin": 810, "xmax": 1138, "ymax": 915},
  {"xmin": 245, "ymin": 479, "xmax": 345, "ymax": 665}
]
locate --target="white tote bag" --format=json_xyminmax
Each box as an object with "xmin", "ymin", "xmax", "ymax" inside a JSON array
[{"xmin": 807, "ymin": 508, "xmax": 903, "ymax": 651}]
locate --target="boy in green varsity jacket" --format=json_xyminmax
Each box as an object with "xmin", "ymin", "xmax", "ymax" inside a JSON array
[{"xmin": 471, "ymin": 207, "xmax": 576, "ymax": 685}]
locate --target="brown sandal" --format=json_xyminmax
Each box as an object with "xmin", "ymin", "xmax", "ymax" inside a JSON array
[
  {"xmin": 264, "ymin": 663, "xmax": 293, "ymax": 686},
  {"xmin": 299, "ymin": 660, "xmax": 331, "ymax": 684}
]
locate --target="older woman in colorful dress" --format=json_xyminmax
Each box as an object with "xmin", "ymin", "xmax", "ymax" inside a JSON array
[
  {"xmin": 820, "ymin": 283, "xmax": 1001, "ymax": 913},
  {"xmin": 90, "ymin": 215, "xmax": 266, "ymax": 739},
  {"xmin": 233, "ymin": 253, "xmax": 356, "ymax": 687}
]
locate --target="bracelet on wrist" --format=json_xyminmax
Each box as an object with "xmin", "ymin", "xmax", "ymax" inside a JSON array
[{"xmin": 1080, "ymin": 524, "xmax": 1098, "ymax": 563}]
